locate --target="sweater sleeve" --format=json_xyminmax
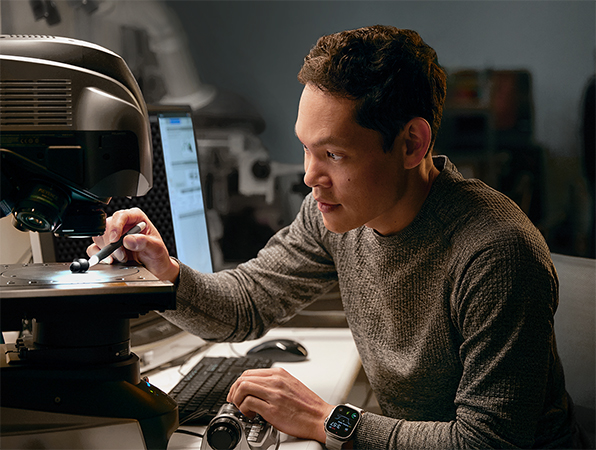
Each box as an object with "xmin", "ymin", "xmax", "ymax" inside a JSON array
[
  {"xmin": 353, "ymin": 231, "xmax": 567, "ymax": 449},
  {"xmin": 159, "ymin": 195, "xmax": 338, "ymax": 342}
]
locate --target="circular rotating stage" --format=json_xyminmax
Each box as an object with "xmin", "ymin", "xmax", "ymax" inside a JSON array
[{"xmin": 1, "ymin": 263, "xmax": 142, "ymax": 286}]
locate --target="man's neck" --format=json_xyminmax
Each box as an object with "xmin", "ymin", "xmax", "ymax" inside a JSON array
[{"xmin": 368, "ymin": 157, "xmax": 440, "ymax": 236}]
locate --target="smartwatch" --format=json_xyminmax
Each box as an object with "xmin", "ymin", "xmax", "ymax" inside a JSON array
[{"xmin": 324, "ymin": 403, "xmax": 363, "ymax": 450}]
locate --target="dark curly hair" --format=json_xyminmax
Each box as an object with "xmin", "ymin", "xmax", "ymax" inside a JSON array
[{"xmin": 298, "ymin": 25, "xmax": 447, "ymax": 153}]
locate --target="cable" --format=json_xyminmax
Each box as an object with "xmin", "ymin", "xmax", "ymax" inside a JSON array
[
  {"xmin": 178, "ymin": 408, "xmax": 210, "ymax": 426},
  {"xmin": 227, "ymin": 342, "xmax": 243, "ymax": 357},
  {"xmin": 174, "ymin": 428, "xmax": 204, "ymax": 439},
  {"xmin": 176, "ymin": 343, "xmax": 214, "ymax": 377}
]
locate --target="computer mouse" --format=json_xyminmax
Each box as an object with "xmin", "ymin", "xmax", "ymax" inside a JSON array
[{"xmin": 246, "ymin": 339, "xmax": 308, "ymax": 362}]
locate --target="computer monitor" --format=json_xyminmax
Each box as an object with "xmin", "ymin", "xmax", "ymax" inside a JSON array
[{"xmin": 149, "ymin": 105, "xmax": 213, "ymax": 273}]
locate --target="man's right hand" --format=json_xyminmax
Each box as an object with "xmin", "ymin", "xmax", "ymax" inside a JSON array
[{"xmin": 87, "ymin": 207, "xmax": 180, "ymax": 283}]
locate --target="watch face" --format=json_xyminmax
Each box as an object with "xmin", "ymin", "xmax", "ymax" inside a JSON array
[{"xmin": 325, "ymin": 405, "xmax": 361, "ymax": 438}]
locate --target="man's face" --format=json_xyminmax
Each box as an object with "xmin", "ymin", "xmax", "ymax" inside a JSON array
[{"xmin": 295, "ymin": 84, "xmax": 409, "ymax": 235}]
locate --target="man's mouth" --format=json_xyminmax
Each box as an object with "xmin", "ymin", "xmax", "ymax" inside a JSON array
[{"xmin": 315, "ymin": 199, "xmax": 340, "ymax": 213}]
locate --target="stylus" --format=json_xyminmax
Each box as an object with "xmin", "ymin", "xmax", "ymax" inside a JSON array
[{"xmin": 88, "ymin": 221, "xmax": 147, "ymax": 268}]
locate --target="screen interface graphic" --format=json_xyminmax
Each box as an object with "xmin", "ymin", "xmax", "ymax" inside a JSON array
[
  {"xmin": 326, "ymin": 406, "xmax": 360, "ymax": 438},
  {"xmin": 158, "ymin": 114, "xmax": 212, "ymax": 274}
]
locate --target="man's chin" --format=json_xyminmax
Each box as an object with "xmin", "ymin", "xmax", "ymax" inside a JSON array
[{"xmin": 321, "ymin": 215, "xmax": 353, "ymax": 234}]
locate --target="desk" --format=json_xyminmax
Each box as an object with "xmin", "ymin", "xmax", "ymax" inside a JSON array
[{"xmin": 148, "ymin": 328, "xmax": 361, "ymax": 450}]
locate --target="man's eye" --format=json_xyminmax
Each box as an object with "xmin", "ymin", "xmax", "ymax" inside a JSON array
[{"xmin": 327, "ymin": 151, "xmax": 343, "ymax": 161}]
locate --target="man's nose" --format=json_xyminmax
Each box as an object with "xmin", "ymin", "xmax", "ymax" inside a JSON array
[{"xmin": 304, "ymin": 157, "xmax": 331, "ymax": 188}]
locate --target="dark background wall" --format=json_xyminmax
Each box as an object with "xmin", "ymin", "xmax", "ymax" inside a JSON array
[
  {"xmin": 167, "ymin": 1, "xmax": 594, "ymax": 164},
  {"xmin": 166, "ymin": 0, "xmax": 595, "ymax": 257}
]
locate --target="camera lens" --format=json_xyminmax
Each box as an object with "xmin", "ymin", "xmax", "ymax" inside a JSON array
[
  {"xmin": 23, "ymin": 214, "xmax": 47, "ymax": 229},
  {"xmin": 206, "ymin": 417, "xmax": 241, "ymax": 450},
  {"xmin": 14, "ymin": 183, "xmax": 70, "ymax": 232}
]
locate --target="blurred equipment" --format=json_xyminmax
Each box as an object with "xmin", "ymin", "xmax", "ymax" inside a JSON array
[
  {"xmin": 0, "ymin": 36, "xmax": 178, "ymax": 449},
  {"xmin": 435, "ymin": 69, "xmax": 545, "ymax": 225},
  {"xmin": 0, "ymin": 34, "xmax": 152, "ymax": 237},
  {"xmin": 30, "ymin": 0, "xmax": 62, "ymax": 26},
  {"xmin": 194, "ymin": 127, "xmax": 305, "ymax": 267},
  {"xmin": 84, "ymin": 0, "xmax": 264, "ymax": 133}
]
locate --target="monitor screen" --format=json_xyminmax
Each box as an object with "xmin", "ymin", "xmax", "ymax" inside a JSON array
[{"xmin": 155, "ymin": 109, "xmax": 212, "ymax": 274}]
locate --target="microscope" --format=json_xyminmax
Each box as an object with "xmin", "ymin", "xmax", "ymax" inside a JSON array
[{"xmin": 0, "ymin": 35, "xmax": 178, "ymax": 449}]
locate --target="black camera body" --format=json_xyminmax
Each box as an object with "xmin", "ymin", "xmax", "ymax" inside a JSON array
[{"xmin": 201, "ymin": 403, "xmax": 279, "ymax": 450}]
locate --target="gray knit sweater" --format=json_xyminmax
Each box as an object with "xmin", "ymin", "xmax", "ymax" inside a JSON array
[{"xmin": 162, "ymin": 156, "xmax": 575, "ymax": 449}]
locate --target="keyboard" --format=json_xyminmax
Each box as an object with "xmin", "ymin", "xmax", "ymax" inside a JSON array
[{"xmin": 168, "ymin": 355, "xmax": 273, "ymax": 425}]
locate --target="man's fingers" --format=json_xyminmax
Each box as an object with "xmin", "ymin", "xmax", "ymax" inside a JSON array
[
  {"xmin": 107, "ymin": 208, "xmax": 150, "ymax": 243},
  {"xmin": 112, "ymin": 247, "xmax": 127, "ymax": 262},
  {"xmin": 86, "ymin": 208, "xmax": 179, "ymax": 282},
  {"xmin": 235, "ymin": 395, "xmax": 269, "ymax": 419},
  {"xmin": 228, "ymin": 377, "xmax": 273, "ymax": 404}
]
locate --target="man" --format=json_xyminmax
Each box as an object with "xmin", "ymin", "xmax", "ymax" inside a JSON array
[{"xmin": 91, "ymin": 26, "xmax": 584, "ymax": 448}]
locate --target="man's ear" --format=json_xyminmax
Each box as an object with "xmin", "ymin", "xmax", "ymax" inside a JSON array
[{"xmin": 401, "ymin": 117, "xmax": 432, "ymax": 169}]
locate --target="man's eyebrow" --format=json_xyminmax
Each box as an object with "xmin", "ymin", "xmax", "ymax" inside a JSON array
[{"xmin": 294, "ymin": 127, "xmax": 342, "ymax": 148}]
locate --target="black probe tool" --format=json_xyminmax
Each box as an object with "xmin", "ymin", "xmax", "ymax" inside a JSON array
[{"xmin": 70, "ymin": 221, "xmax": 147, "ymax": 273}]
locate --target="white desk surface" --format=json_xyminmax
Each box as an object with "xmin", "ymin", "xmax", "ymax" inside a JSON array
[{"xmin": 148, "ymin": 327, "xmax": 361, "ymax": 450}]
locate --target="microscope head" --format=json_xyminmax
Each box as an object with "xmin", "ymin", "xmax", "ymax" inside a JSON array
[{"xmin": 0, "ymin": 35, "xmax": 152, "ymax": 236}]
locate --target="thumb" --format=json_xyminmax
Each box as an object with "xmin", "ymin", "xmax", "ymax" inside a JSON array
[{"xmin": 123, "ymin": 235, "xmax": 141, "ymax": 252}]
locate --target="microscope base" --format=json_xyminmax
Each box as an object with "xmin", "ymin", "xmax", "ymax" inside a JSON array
[
  {"xmin": 1, "ymin": 407, "xmax": 147, "ymax": 449},
  {"xmin": 0, "ymin": 347, "xmax": 178, "ymax": 450}
]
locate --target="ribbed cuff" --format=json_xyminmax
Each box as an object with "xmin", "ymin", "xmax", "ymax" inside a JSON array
[{"xmin": 353, "ymin": 412, "xmax": 400, "ymax": 449}]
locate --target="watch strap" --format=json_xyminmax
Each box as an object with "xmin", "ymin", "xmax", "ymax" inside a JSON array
[
  {"xmin": 324, "ymin": 434, "xmax": 345, "ymax": 450},
  {"xmin": 325, "ymin": 433, "xmax": 346, "ymax": 450}
]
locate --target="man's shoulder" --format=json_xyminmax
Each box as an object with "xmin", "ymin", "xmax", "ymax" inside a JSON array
[
  {"xmin": 433, "ymin": 164, "xmax": 530, "ymax": 228},
  {"xmin": 432, "ymin": 168, "xmax": 548, "ymax": 259}
]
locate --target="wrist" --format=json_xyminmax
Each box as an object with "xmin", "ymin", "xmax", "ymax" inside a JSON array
[
  {"xmin": 158, "ymin": 257, "xmax": 180, "ymax": 283},
  {"xmin": 317, "ymin": 404, "xmax": 335, "ymax": 443}
]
